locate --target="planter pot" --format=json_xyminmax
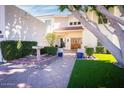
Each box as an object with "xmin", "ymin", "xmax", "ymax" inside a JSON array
[
  {"xmin": 76, "ymin": 49, "xmax": 84, "ymax": 59},
  {"xmin": 57, "ymin": 48, "xmax": 63, "ymax": 57}
]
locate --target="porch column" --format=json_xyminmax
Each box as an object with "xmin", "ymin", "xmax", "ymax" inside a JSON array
[{"xmin": 66, "ymin": 37, "xmax": 71, "ymax": 50}]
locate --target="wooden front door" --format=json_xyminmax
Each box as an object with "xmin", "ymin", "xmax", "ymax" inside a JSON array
[{"xmin": 71, "ymin": 38, "xmax": 82, "ymax": 49}]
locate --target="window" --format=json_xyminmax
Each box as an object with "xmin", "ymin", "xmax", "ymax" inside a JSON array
[
  {"xmin": 98, "ymin": 15, "xmax": 108, "ymax": 24},
  {"xmin": 45, "ymin": 20, "xmax": 51, "ymax": 25},
  {"xmin": 69, "ymin": 21, "xmax": 81, "ymax": 26},
  {"xmin": 74, "ymin": 22, "xmax": 77, "ymax": 25},
  {"xmin": 78, "ymin": 22, "xmax": 81, "ymax": 25},
  {"xmin": 69, "ymin": 22, "xmax": 73, "ymax": 25}
]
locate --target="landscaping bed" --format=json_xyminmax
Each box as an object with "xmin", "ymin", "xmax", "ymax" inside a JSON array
[
  {"xmin": 68, "ymin": 60, "xmax": 124, "ymax": 88},
  {"xmin": 93, "ymin": 54, "xmax": 116, "ymax": 63}
]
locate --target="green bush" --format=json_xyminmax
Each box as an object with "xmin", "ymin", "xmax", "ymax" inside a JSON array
[
  {"xmin": 86, "ymin": 47, "xmax": 94, "ymax": 56},
  {"xmin": 96, "ymin": 46, "xmax": 105, "ymax": 54},
  {"xmin": 44, "ymin": 46, "xmax": 57, "ymax": 55},
  {"xmin": 106, "ymin": 49, "xmax": 111, "ymax": 54},
  {"xmin": 40, "ymin": 48, "xmax": 46, "ymax": 54},
  {"xmin": 1, "ymin": 40, "xmax": 37, "ymax": 61}
]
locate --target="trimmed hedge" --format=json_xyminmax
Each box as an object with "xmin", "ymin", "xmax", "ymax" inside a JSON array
[
  {"xmin": 96, "ymin": 46, "xmax": 105, "ymax": 54},
  {"xmin": 86, "ymin": 47, "xmax": 94, "ymax": 56},
  {"xmin": 1, "ymin": 40, "xmax": 37, "ymax": 61},
  {"xmin": 96, "ymin": 46, "xmax": 111, "ymax": 54},
  {"xmin": 44, "ymin": 46, "xmax": 57, "ymax": 56},
  {"xmin": 40, "ymin": 48, "xmax": 46, "ymax": 54}
]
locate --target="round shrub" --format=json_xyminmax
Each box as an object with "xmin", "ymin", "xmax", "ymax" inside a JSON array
[
  {"xmin": 96, "ymin": 46, "xmax": 105, "ymax": 54},
  {"xmin": 86, "ymin": 48, "xmax": 94, "ymax": 56},
  {"xmin": 44, "ymin": 46, "xmax": 57, "ymax": 56}
]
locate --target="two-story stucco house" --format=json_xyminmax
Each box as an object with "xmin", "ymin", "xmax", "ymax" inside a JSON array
[
  {"xmin": 37, "ymin": 14, "xmax": 96, "ymax": 50},
  {"xmin": 37, "ymin": 6, "xmax": 122, "ymax": 50}
]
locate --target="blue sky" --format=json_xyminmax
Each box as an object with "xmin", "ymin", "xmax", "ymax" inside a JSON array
[{"xmin": 17, "ymin": 5, "xmax": 71, "ymax": 16}]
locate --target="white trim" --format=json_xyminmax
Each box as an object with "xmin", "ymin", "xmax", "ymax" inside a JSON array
[
  {"xmin": 54, "ymin": 30, "xmax": 82, "ymax": 33},
  {"xmin": 0, "ymin": 5, "xmax": 5, "ymax": 40},
  {"xmin": 0, "ymin": 5, "xmax": 5, "ymax": 62}
]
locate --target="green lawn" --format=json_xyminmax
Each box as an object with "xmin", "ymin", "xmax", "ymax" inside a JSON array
[
  {"xmin": 94, "ymin": 54, "xmax": 116, "ymax": 63},
  {"xmin": 68, "ymin": 60, "xmax": 124, "ymax": 88}
]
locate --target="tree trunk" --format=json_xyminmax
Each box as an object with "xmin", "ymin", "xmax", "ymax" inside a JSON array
[
  {"xmin": 109, "ymin": 20, "xmax": 124, "ymax": 66},
  {"xmin": 95, "ymin": 5, "xmax": 124, "ymax": 66},
  {"xmin": 114, "ymin": 55, "xmax": 124, "ymax": 68},
  {"xmin": 71, "ymin": 10, "xmax": 124, "ymax": 66}
]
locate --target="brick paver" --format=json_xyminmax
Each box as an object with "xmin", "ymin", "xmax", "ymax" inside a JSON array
[{"xmin": 0, "ymin": 54, "xmax": 75, "ymax": 88}]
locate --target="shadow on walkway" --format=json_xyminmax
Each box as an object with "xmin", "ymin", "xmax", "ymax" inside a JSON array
[{"xmin": 0, "ymin": 53, "xmax": 75, "ymax": 88}]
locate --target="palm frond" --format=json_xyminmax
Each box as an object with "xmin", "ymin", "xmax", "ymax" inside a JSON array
[{"xmin": 58, "ymin": 5, "xmax": 68, "ymax": 12}]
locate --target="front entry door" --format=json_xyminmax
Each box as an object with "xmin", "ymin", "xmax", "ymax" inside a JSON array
[
  {"xmin": 60, "ymin": 38, "xmax": 65, "ymax": 48},
  {"xmin": 71, "ymin": 38, "xmax": 82, "ymax": 49}
]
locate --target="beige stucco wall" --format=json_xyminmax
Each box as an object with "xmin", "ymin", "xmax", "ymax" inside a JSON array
[
  {"xmin": 4, "ymin": 5, "xmax": 47, "ymax": 46},
  {"xmin": 37, "ymin": 16, "xmax": 54, "ymax": 32},
  {"xmin": 53, "ymin": 17, "xmax": 68, "ymax": 29},
  {"xmin": 55, "ymin": 31, "xmax": 82, "ymax": 38},
  {"xmin": 68, "ymin": 16, "xmax": 79, "ymax": 23},
  {"xmin": 68, "ymin": 15, "xmax": 82, "ymax": 27},
  {"xmin": 82, "ymin": 28, "xmax": 97, "ymax": 48},
  {"xmin": 98, "ymin": 24, "xmax": 120, "ymax": 48}
]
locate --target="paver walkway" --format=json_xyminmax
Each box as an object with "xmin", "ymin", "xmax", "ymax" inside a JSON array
[{"xmin": 0, "ymin": 54, "xmax": 75, "ymax": 88}]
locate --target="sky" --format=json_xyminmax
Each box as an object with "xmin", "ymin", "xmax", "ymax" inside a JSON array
[{"xmin": 17, "ymin": 5, "xmax": 71, "ymax": 16}]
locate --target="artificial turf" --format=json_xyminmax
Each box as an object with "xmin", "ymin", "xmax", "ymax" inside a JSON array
[{"xmin": 68, "ymin": 60, "xmax": 124, "ymax": 88}]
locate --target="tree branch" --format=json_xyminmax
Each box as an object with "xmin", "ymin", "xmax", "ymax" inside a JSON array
[
  {"xmin": 84, "ymin": 12, "xmax": 100, "ymax": 31},
  {"xmin": 72, "ymin": 10, "xmax": 121, "ymax": 55},
  {"xmin": 109, "ymin": 19, "xmax": 124, "ymax": 59},
  {"xmin": 68, "ymin": 6, "xmax": 122, "ymax": 62},
  {"xmin": 99, "ymin": 16, "xmax": 115, "ymax": 34},
  {"xmin": 118, "ymin": 6, "xmax": 124, "ymax": 17},
  {"xmin": 96, "ymin": 5, "xmax": 124, "ymax": 25}
]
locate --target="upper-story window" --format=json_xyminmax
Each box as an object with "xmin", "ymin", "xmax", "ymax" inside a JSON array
[
  {"xmin": 45, "ymin": 20, "xmax": 51, "ymax": 25},
  {"xmin": 69, "ymin": 21, "xmax": 81, "ymax": 26},
  {"xmin": 70, "ymin": 22, "xmax": 73, "ymax": 25},
  {"xmin": 78, "ymin": 22, "xmax": 81, "ymax": 25},
  {"xmin": 98, "ymin": 15, "xmax": 108, "ymax": 24},
  {"xmin": 98, "ymin": 7, "xmax": 114, "ymax": 24},
  {"xmin": 74, "ymin": 22, "xmax": 77, "ymax": 25}
]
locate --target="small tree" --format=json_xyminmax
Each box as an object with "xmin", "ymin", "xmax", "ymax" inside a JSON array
[{"xmin": 45, "ymin": 33, "xmax": 56, "ymax": 47}]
